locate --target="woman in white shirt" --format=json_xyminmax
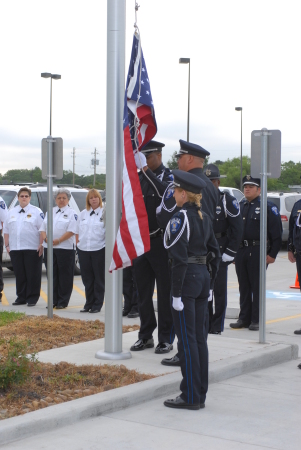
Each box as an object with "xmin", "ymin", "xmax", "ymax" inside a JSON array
[
  {"xmin": 76, "ymin": 189, "xmax": 105, "ymax": 313},
  {"xmin": 40, "ymin": 188, "xmax": 78, "ymax": 309}
]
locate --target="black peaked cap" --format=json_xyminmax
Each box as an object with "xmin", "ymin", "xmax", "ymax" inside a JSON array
[{"xmin": 172, "ymin": 169, "xmax": 207, "ymax": 194}]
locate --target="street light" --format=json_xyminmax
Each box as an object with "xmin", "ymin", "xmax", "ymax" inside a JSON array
[
  {"xmin": 235, "ymin": 106, "xmax": 243, "ymax": 190},
  {"xmin": 41, "ymin": 72, "xmax": 61, "ymax": 319},
  {"xmin": 179, "ymin": 58, "xmax": 190, "ymax": 142}
]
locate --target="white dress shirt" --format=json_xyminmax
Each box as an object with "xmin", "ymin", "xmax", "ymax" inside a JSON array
[
  {"xmin": 3, "ymin": 204, "xmax": 44, "ymax": 250},
  {"xmin": 40, "ymin": 206, "xmax": 78, "ymax": 250},
  {"xmin": 0, "ymin": 196, "xmax": 8, "ymax": 231},
  {"xmin": 76, "ymin": 207, "xmax": 105, "ymax": 251}
]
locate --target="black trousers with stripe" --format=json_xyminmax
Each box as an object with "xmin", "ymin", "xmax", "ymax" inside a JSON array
[
  {"xmin": 77, "ymin": 248, "xmax": 105, "ymax": 311},
  {"xmin": 10, "ymin": 250, "xmax": 43, "ymax": 304},
  {"xmin": 172, "ymin": 264, "xmax": 210, "ymax": 406},
  {"xmin": 209, "ymin": 261, "xmax": 230, "ymax": 332},
  {"xmin": 44, "ymin": 248, "xmax": 75, "ymax": 307}
]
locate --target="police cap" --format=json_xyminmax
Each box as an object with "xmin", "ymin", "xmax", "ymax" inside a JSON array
[
  {"xmin": 172, "ymin": 169, "xmax": 207, "ymax": 194},
  {"xmin": 243, "ymin": 175, "xmax": 261, "ymax": 187},
  {"xmin": 175, "ymin": 140, "xmax": 210, "ymax": 159},
  {"xmin": 141, "ymin": 140, "xmax": 165, "ymax": 154},
  {"xmin": 204, "ymin": 163, "xmax": 226, "ymax": 179}
]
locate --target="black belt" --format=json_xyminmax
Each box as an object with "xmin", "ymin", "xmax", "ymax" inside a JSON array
[
  {"xmin": 149, "ymin": 229, "xmax": 163, "ymax": 239},
  {"xmin": 215, "ymin": 232, "xmax": 227, "ymax": 239},
  {"xmin": 188, "ymin": 256, "xmax": 207, "ymax": 264},
  {"xmin": 239, "ymin": 240, "xmax": 260, "ymax": 248}
]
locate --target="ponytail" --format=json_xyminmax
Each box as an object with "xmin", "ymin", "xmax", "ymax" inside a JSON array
[{"xmin": 186, "ymin": 192, "xmax": 203, "ymax": 220}]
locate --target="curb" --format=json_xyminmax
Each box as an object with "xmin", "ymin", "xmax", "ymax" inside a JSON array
[{"xmin": 0, "ymin": 342, "xmax": 298, "ymax": 446}]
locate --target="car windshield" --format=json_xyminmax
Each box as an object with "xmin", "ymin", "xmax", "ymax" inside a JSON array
[
  {"xmin": 285, "ymin": 194, "xmax": 301, "ymax": 212},
  {"xmin": 267, "ymin": 197, "xmax": 280, "ymax": 209},
  {"xmin": 0, "ymin": 190, "xmax": 17, "ymax": 208}
]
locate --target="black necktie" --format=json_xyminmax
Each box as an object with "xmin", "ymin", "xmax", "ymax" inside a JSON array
[
  {"xmin": 19, "ymin": 209, "xmax": 25, "ymax": 213},
  {"xmin": 56, "ymin": 209, "xmax": 61, "ymax": 214},
  {"xmin": 90, "ymin": 210, "xmax": 95, "ymax": 216}
]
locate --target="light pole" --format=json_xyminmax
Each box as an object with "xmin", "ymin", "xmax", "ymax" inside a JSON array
[
  {"xmin": 235, "ymin": 106, "xmax": 243, "ymax": 190},
  {"xmin": 179, "ymin": 58, "xmax": 190, "ymax": 142},
  {"xmin": 41, "ymin": 72, "xmax": 61, "ymax": 319}
]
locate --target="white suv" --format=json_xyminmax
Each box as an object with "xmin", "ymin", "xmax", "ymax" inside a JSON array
[
  {"xmin": 266, "ymin": 192, "xmax": 301, "ymax": 242},
  {"xmin": 0, "ymin": 184, "xmax": 89, "ymax": 274}
]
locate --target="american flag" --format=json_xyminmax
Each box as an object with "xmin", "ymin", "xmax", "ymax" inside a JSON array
[{"xmin": 109, "ymin": 33, "xmax": 157, "ymax": 271}]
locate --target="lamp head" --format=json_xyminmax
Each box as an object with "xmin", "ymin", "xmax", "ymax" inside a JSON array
[
  {"xmin": 41, "ymin": 73, "xmax": 52, "ymax": 78},
  {"xmin": 235, "ymin": 107, "xmax": 242, "ymax": 111},
  {"xmin": 179, "ymin": 58, "xmax": 190, "ymax": 64}
]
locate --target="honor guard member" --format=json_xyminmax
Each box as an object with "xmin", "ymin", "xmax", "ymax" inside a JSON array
[
  {"xmin": 157, "ymin": 139, "xmax": 219, "ymax": 230},
  {"xmin": 230, "ymin": 176, "xmax": 282, "ymax": 331},
  {"xmin": 3, "ymin": 187, "xmax": 44, "ymax": 306},
  {"xmin": 159, "ymin": 140, "xmax": 220, "ymax": 367},
  {"xmin": 131, "ymin": 140, "xmax": 175, "ymax": 353},
  {"xmin": 0, "ymin": 195, "xmax": 8, "ymax": 302},
  {"xmin": 40, "ymin": 188, "xmax": 78, "ymax": 309},
  {"xmin": 76, "ymin": 189, "xmax": 105, "ymax": 314},
  {"xmin": 204, "ymin": 164, "xmax": 243, "ymax": 334},
  {"xmin": 163, "ymin": 170, "xmax": 220, "ymax": 410},
  {"xmin": 123, "ymin": 266, "xmax": 139, "ymax": 318},
  {"xmin": 287, "ymin": 195, "xmax": 301, "ymax": 334}
]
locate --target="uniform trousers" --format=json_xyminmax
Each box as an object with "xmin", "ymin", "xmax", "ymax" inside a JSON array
[
  {"xmin": 209, "ymin": 261, "xmax": 229, "ymax": 332},
  {"xmin": 123, "ymin": 266, "xmax": 138, "ymax": 314},
  {"xmin": 44, "ymin": 248, "xmax": 75, "ymax": 307},
  {"xmin": 296, "ymin": 253, "xmax": 301, "ymax": 291},
  {"xmin": 133, "ymin": 235, "xmax": 174, "ymax": 344},
  {"xmin": 172, "ymin": 265, "xmax": 210, "ymax": 406},
  {"xmin": 235, "ymin": 246, "xmax": 260, "ymax": 324},
  {"xmin": 77, "ymin": 247, "xmax": 105, "ymax": 311},
  {"xmin": 0, "ymin": 234, "xmax": 3, "ymax": 297},
  {"xmin": 10, "ymin": 250, "xmax": 43, "ymax": 305}
]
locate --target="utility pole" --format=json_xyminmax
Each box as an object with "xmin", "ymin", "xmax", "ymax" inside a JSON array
[
  {"xmin": 71, "ymin": 147, "xmax": 76, "ymax": 186},
  {"xmin": 91, "ymin": 148, "xmax": 99, "ymax": 186}
]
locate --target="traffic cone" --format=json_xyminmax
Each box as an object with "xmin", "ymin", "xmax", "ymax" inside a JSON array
[{"xmin": 290, "ymin": 273, "xmax": 300, "ymax": 289}]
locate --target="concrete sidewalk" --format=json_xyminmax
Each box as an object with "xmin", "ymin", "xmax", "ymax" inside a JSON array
[{"xmin": 0, "ymin": 330, "xmax": 298, "ymax": 447}]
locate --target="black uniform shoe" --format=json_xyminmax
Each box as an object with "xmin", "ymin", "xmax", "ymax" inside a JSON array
[
  {"xmin": 46, "ymin": 305, "xmax": 57, "ymax": 309},
  {"xmin": 122, "ymin": 309, "xmax": 130, "ymax": 317},
  {"xmin": 249, "ymin": 322, "xmax": 259, "ymax": 331},
  {"xmin": 127, "ymin": 310, "xmax": 139, "ymax": 318},
  {"xmin": 80, "ymin": 309, "xmax": 90, "ymax": 313},
  {"xmin": 55, "ymin": 306, "xmax": 66, "ymax": 310},
  {"xmin": 164, "ymin": 396, "xmax": 204, "ymax": 410},
  {"xmin": 230, "ymin": 320, "xmax": 250, "ymax": 329},
  {"xmin": 161, "ymin": 355, "xmax": 181, "ymax": 366},
  {"xmin": 209, "ymin": 330, "xmax": 221, "ymax": 335},
  {"xmin": 12, "ymin": 300, "xmax": 26, "ymax": 306},
  {"xmin": 298, "ymin": 363, "xmax": 301, "ymax": 369},
  {"xmin": 294, "ymin": 329, "xmax": 301, "ymax": 335},
  {"xmin": 130, "ymin": 338, "xmax": 154, "ymax": 351},
  {"xmin": 155, "ymin": 342, "xmax": 173, "ymax": 354},
  {"xmin": 89, "ymin": 309, "xmax": 100, "ymax": 313},
  {"xmin": 27, "ymin": 303, "xmax": 36, "ymax": 307}
]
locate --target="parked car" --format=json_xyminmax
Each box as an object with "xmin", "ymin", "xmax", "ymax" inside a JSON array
[
  {"xmin": 219, "ymin": 186, "xmax": 244, "ymax": 202},
  {"xmin": 0, "ymin": 183, "xmax": 89, "ymax": 274},
  {"xmin": 266, "ymin": 192, "xmax": 301, "ymax": 242}
]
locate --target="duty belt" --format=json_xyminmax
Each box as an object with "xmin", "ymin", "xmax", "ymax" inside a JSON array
[
  {"xmin": 149, "ymin": 229, "xmax": 163, "ymax": 239},
  {"xmin": 239, "ymin": 240, "xmax": 260, "ymax": 248},
  {"xmin": 187, "ymin": 256, "xmax": 207, "ymax": 264},
  {"xmin": 215, "ymin": 231, "xmax": 227, "ymax": 239}
]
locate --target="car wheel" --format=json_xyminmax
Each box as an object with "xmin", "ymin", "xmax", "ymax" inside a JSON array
[{"xmin": 74, "ymin": 251, "xmax": 81, "ymax": 275}]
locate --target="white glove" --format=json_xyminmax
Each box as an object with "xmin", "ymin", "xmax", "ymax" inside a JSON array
[
  {"xmin": 134, "ymin": 151, "xmax": 147, "ymax": 169},
  {"xmin": 222, "ymin": 253, "xmax": 234, "ymax": 263},
  {"xmin": 208, "ymin": 289, "xmax": 213, "ymax": 302},
  {"xmin": 172, "ymin": 296, "xmax": 184, "ymax": 311}
]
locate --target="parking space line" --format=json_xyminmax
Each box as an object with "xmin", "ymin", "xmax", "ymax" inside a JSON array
[
  {"xmin": 1, "ymin": 292, "xmax": 9, "ymax": 306},
  {"xmin": 266, "ymin": 313, "xmax": 301, "ymax": 324},
  {"xmin": 73, "ymin": 285, "xmax": 86, "ymax": 298},
  {"xmin": 40, "ymin": 289, "xmax": 48, "ymax": 303}
]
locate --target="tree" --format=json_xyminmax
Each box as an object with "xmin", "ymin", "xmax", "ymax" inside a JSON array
[{"xmin": 166, "ymin": 151, "xmax": 178, "ymax": 169}]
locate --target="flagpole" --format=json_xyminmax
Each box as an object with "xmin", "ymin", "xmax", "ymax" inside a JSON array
[{"xmin": 95, "ymin": 0, "xmax": 131, "ymax": 360}]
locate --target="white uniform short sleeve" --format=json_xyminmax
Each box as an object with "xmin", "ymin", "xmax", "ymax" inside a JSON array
[
  {"xmin": 4, "ymin": 204, "xmax": 44, "ymax": 250},
  {"xmin": 41, "ymin": 206, "xmax": 77, "ymax": 250},
  {"xmin": 77, "ymin": 207, "xmax": 106, "ymax": 251},
  {"xmin": 0, "ymin": 196, "xmax": 8, "ymax": 231}
]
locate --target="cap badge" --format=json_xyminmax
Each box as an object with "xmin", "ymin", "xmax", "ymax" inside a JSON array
[
  {"xmin": 246, "ymin": 175, "xmax": 251, "ymax": 180},
  {"xmin": 205, "ymin": 169, "xmax": 211, "ymax": 176}
]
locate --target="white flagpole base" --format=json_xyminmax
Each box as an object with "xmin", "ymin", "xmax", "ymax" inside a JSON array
[{"xmin": 95, "ymin": 351, "xmax": 132, "ymax": 361}]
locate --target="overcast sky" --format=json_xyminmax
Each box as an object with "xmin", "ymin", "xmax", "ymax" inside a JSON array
[{"xmin": 1, "ymin": 0, "xmax": 301, "ymax": 177}]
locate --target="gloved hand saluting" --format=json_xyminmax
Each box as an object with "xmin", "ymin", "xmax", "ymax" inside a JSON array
[
  {"xmin": 134, "ymin": 151, "xmax": 147, "ymax": 170},
  {"xmin": 222, "ymin": 253, "xmax": 234, "ymax": 263},
  {"xmin": 172, "ymin": 296, "xmax": 184, "ymax": 311},
  {"xmin": 208, "ymin": 289, "xmax": 213, "ymax": 302}
]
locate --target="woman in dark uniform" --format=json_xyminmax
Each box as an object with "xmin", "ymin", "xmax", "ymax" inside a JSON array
[{"xmin": 163, "ymin": 170, "xmax": 220, "ymax": 410}]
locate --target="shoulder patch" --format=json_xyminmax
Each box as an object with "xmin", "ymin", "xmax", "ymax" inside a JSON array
[
  {"xmin": 232, "ymin": 199, "xmax": 239, "ymax": 210},
  {"xmin": 271, "ymin": 206, "xmax": 279, "ymax": 216},
  {"xmin": 0, "ymin": 201, "xmax": 6, "ymax": 210},
  {"xmin": 170, "ymin": 216, "xmax": 182, "ymax": 234},
  {"xmin": 74, "ymin": 214, "xmax": 78, "ymax": 221},
  {"xmin": 165, "ymin": 188, "xmax": 174, "ymax": 200},
  {"xmin": 168, "ymin": 174, "xmax": 174, "ymax": 181},
  {"xmin": 40, "ymin": 213, "xmax": 45, "ymax": 219}
]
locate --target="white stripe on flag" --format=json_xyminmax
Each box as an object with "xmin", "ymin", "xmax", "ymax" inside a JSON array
[{"xmin": 139, "ymin": 123, "xmax": 147, "ymax": 143}]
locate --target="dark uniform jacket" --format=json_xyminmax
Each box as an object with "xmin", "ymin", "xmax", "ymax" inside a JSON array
[
  {"xmin": 288, "ymin": 199, "xmax": 301, "ymax": 253},
  {"xmin": 240, "ymin": 196, "xmax": 282, "ymax": 259},
  {"xmin": 214, "ymin": 190, "xmax": 243, "ymax": 258},
  {"xmin": 157, "ymin": 167, "xmax": 219, "ymax": 229},
  {"xmin": 139, "ymin": 163, "xmax": 173, "ymax": 233},
  {"xmin": 166, "ymin": 203, "xmax": 221, "ymax": 295}
]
